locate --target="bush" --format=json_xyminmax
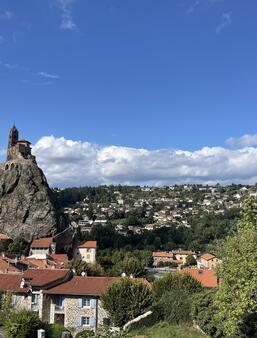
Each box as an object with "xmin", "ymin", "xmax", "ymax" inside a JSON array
[
  {"xmin": 101, "ymin": 278, "xmax": 153, "ymax": 327},
  {"xmin": 153, "ymin": 273, "xmax": 202, "ymax": 325},
  {"xmin": 155, "ymin": 288, "xmax": 193, "ymax": 324},
  {"xmin": 153, "ymin": 272, "xmax": 202, "ymax": 298},
  {"xmin": 0, "ymin": 292, "xmax": 12, "ymax": 326},
  {"xmin": 75, "ymin": 330, "xmax": 94, "ymax": 337},
  {"xmin": 4, "ymin": 309, "xmax": 41, "ymax": 338},
  {"xmin": 44, "ymin": 323, "xmax": 71, "ymax": 338},
  {"xmin": 191, "ymin": 289, "xmax": 224, "ymax": 338}
]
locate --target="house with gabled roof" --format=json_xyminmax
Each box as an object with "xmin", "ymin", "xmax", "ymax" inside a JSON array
[
  {"xmin": 197, "ymin": 253, "xmax": 222, "ymax": 269},
  {"xmin": 73, "ymin": 241, "xmax": 97, "ymax": 264}
]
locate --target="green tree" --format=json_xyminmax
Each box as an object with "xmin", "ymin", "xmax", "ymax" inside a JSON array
[
  {"xmin": 192, "ymin": 289, "xmax": 224, "ymax": 338},
  {"xmin": 66, "ymin": 260, "xmax": 103, "ymax": 276},
  {"xmin": 7, "ymin": 236, "xmax": 29, "ymax": 256},
  {"xmin": 122, "ymin": 256, "xmax": 145, "ymax": 277},
  {"xmin": 101, "ymin": 278, "xmax": 153, "ymax": 327},
  {"xmin": 153, "ymin": 273, "xmax": 202, "ymax": 325},
  {"xmin": 184, "ymin": 254, "xmax": 197, "ymax": 267},
  {"xmin": 4, "ymin": 309, "xmax": 41, "ymax": 338},
  {"xmin": 215, "ymin": 197, "xmax": 257, "ymax": 336},
  {"xmin": 153, "ymin": 272, "xmax": 202, "ymax": 299}
]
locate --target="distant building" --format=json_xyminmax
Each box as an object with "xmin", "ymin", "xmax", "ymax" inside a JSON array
[
  {"xmin": 152, "ymin": 249, "xmax": 196, "ymax": 266},
  {"xmin": 180, "ymin": 268, "xmax": 219, "ymax": 288},
  {"xmin": 172, "ymin": 250, "xmax": 197, "ymax": 264},
  {"xmin": 6, "ymin": 124, "xmax": 36, "ymax": 162},
  {"xmin": 73, "ymin": 241, "xmax": 97, "ymax": 264},
  {"xmin": 30, "ymin": 237, "xmax": 56, "ymax": 256},
  {"xmin": 197, "ymin": 253, "xmax": 222, "ymax": 270}
]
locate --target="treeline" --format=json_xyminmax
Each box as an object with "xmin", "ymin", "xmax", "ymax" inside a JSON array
[{"xmin": 53, "ymin": 185, "xmax": 141, "ymax": 207}]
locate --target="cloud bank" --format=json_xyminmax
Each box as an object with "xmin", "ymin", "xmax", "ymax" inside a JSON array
[
  {"xmin": 32, "ymin": 136, "xmax": 257, "ymax": 187},
  {"xmin": 227, "ymin": 134, "xmax": 257, "ymax": 147}
]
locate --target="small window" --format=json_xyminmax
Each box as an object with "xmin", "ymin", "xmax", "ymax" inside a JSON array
[
  {"xmin": 31, "ymin": 294, "xmax": 39, "ymax": 304},
  {"xmin": 83, "ymin": 298, "xmax": 90, "ymax": 307},
  {"xmin": 82, "ymin": 316, "xmax": 90, "ymax": 326},
  {"xmin": 86, "ymin": 254, "xmax": 90, "ymax": 260}
]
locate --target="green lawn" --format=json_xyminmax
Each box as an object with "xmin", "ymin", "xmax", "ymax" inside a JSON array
[{"xmin": 129, "ymin": 322, "xmax": 205, "ymax": 338}]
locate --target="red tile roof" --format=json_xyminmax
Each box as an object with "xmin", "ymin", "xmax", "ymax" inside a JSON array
[
  {"xmin": 74, "ymin": 241, "xmax": 97, "ymax": 249},
  {"xmin": 0, "ymin": 274, "xmax": 28, "ymax": 293},
  {"xmin": 50, "ymin": 254, "xmax": 68, "ymax": 265},
  {"xmin": 23, "ymin": 269, "xmax": 70, "ymax": 287},
  {"xmin": 31, "ymin": 237, "xmax": 54, "ymax": 248},
  {"xmin": 44, "ymin": 276, "xmax": 119, "ymax": 296},
  {"xmin": 181, "ymin": 268, "xmax": 218, "ymax": 288},
  {"xmin": 44, "ymin": 276, "xmax": 150, "ymax": 296},
  {"xmin": 153, "ymin": 252, "xmax": 174, "ymax": 258},
  {"xmin": 201, "ymin": 253, "xmax": 216, "ymax": 261},
  {"xmin": 0, "ymin": 257, "xmax": 20, "ymax": 273}
]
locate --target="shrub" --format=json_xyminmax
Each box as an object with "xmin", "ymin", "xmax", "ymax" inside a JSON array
[
  {"xmin": 155, "ymin": 288, "xmax": 193, "ymax": 324},
  {"xmin": 4, "ymin": 309, "xmax": 41, "ymax": 338},
  {"xmin": 44, "ymin": 323, "xmax": 71, "ymax": 338},
  {"xmin": 75, "ymin": 330, "xmax": 94, "ymax": 337},
  {"xmin": 153, "ymin": 272, "xmax": 202, "ymax": 298},
  {"xmin": 153, "ymin": 273, "xmax": 202, "ymax": 325},
  {"xmin": 101, "ymin": 278, "xmax": 153, "ymax": 327},
  {"xmin": 0, "ymin": 292, "xmax": 12, "ymax": 326}
]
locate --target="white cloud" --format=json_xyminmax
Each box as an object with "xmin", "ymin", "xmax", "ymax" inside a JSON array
[
  {"xmin": 32, "ymin": 135, "xmax": 257, "ymax": 187},
  {"xmin": 227, "ymin": 134, "xmax": 257, "ymax": 147},
  {"xmin": 0, "ymin": 9, "xmax": 13, "ymax": 20},
  {"xmin": 38, "ymin": 72, "xmax": 60, "ymax": 79},
  {"xmin": 186, "ymin": 0, "xmax": 223, "ymax": 14},
  {"xmin": 54, "ymin": 0, "xmax": 77, "ymax": 31},
  {"xmin": 216, "ymin": 12, "xmax": 232, "ymax": 34}
]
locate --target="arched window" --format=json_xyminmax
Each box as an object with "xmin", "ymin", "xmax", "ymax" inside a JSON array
[
  {"xmin": 10, "ymin": 163, "xmax": 14, "ymax": 169},
  {"xmin": 5, "ymin": 164, "xmax": 9, "ymax": 170}
]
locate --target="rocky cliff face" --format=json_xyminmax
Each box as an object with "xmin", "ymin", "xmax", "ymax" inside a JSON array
[{"xmin": 0, "ymin": 159, "xmax": 69, "ymax": 243}]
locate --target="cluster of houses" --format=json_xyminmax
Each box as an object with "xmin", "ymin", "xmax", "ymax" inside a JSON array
[
  {"xmin": 152, "ymin": 249, "xmax": 222, "ymax": 288},
  {"xmin": 0, "ymin": 233, "xmax": 111, "ymax": 335},
  {"xmin": 63, "ymin": 185, "xmax": 256, "ymax": 235},
  {"xmin": 0, "ymin": 230, "xmax": 223, "ymax": 334}
]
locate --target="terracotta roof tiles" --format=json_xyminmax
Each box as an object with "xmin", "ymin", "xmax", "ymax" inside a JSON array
[{"xmin": 31, "ymin": 237, "xmax": 54, "ymax": 248}]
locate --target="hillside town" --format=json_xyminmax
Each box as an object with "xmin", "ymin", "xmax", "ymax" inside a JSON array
[{"xmin": 59, "ymin": 183, "xmax": 255, "ymax": 234}]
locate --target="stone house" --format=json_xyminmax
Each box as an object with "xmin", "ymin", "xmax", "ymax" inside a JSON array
[
  {"xmin": 0, "ymin": 269, "xmax": 71, "ymax": 321},
  {"xmin": 197, "ymin": 253, "xmax": 222, "ymax": 269},
  {"xmin": 0, "ymin": 269, "xmax": 126, "ymax": 335},
  {"xmin": 43, "ymin": 276, "xmax": 119, "ymax": 335},
  {"xmin": 73, "ymin": 241, "xmax": 97, "ymax": 264}
]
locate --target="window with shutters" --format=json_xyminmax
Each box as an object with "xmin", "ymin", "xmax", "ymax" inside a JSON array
[
  {"xmin": 82, "ymin": 316, "xmax": 90, "ymax": 326},
  {"xmin": 83, "ymin": 297, "xmax": 91, "ymax": 307}
]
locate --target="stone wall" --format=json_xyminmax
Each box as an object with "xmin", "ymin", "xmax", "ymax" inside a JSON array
[{"xmin": 48, "ymin": 295, "xmax": 109, "ymax": 336}]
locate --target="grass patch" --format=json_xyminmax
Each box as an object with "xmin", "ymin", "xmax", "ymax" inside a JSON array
[{"xmin": 128, "ymin": 321, "xmax": 205, "ymax": 338}]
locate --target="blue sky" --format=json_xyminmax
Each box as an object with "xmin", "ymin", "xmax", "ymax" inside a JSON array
[{"xmin": 1, "ymin": 0, "xmax": 257, "ymax": 186}]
